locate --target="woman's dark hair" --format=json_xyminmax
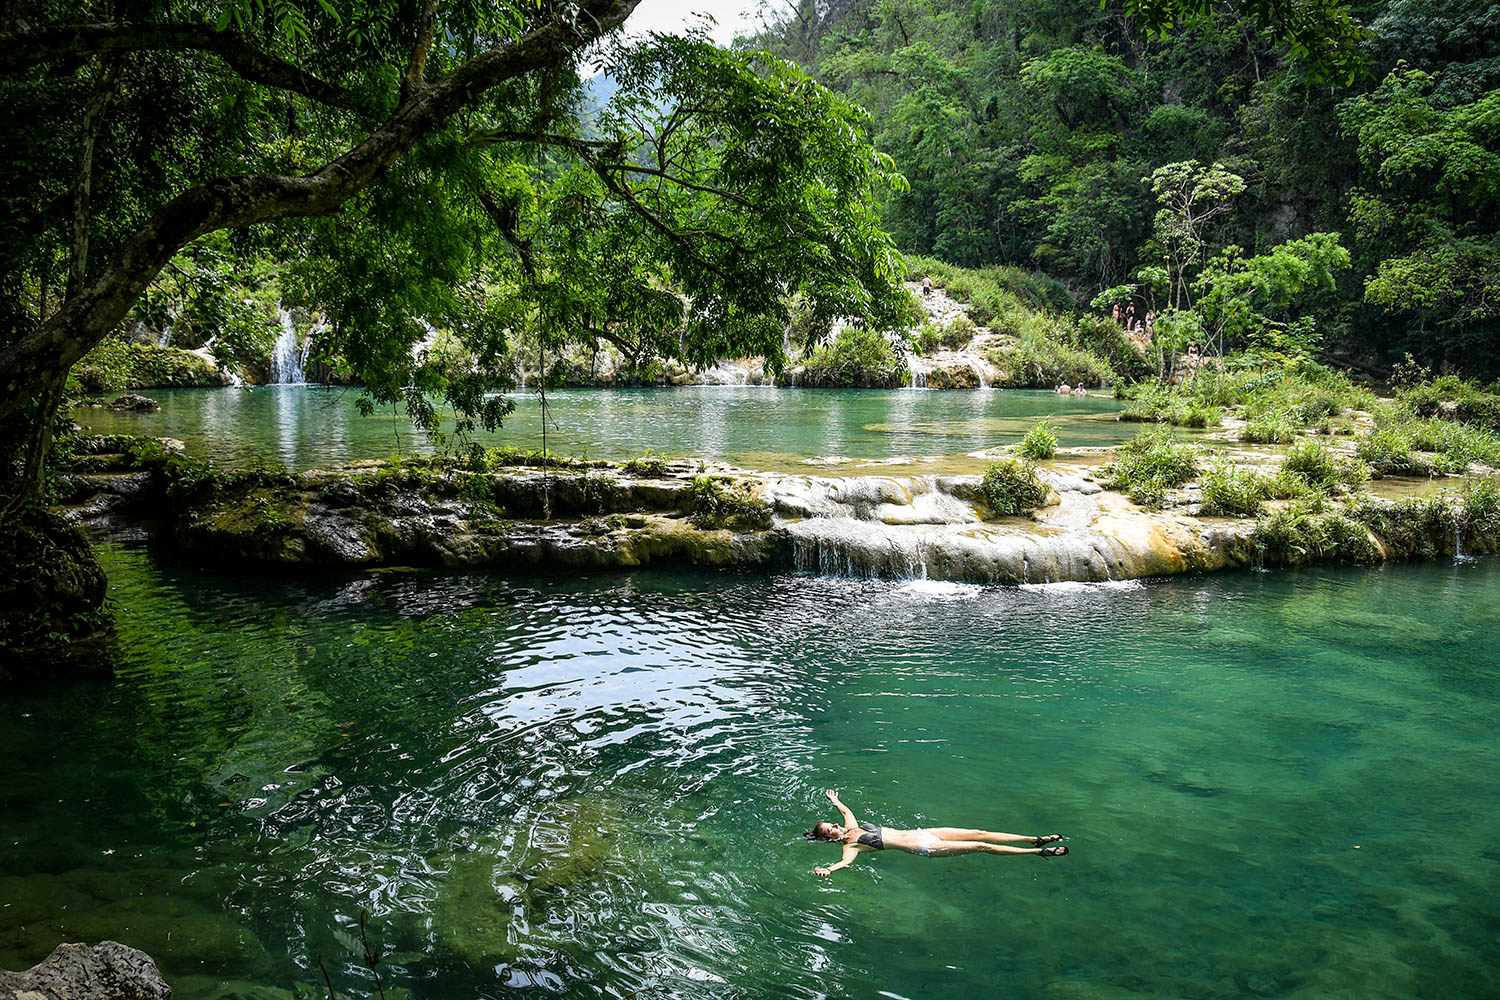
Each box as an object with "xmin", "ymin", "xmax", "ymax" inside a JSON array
[{"xmin": 805, "ymin": 822, "xmax": 835, "ymax": 841}]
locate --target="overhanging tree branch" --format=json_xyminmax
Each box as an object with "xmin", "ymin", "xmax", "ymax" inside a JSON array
[
  {"xmin": 0, "ymin": 0, "xmax": 641, "ymax": 425},
  {"xmin": 0, "ymin": 22, "xmax": 359, "ymax": 110}
]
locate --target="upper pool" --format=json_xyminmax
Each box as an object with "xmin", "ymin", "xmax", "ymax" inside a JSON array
[{"xmin": 73, "ymin": 385, "xmax": 1129, "ymax": 473}]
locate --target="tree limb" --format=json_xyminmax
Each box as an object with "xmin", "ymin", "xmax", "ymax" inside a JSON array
[
  {"xmin": 402, "ymin": 0, "xmax": 442, "ymax": 103},
  {"xmin": 0, "ymin": 22, "xmax": 359, "ymax": 110},
  {"xmin": 0, "ymin": 0, "xmax": 642, "ymax": 423}
]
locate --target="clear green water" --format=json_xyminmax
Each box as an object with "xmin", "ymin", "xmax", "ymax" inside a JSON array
[
  {"xmin": 3, "ymin": 546, "xmax": 1498, "ymax": 998},
  {"xmin": 73, "ymin": 386, "xmax": 1128, "ymax": 473}
]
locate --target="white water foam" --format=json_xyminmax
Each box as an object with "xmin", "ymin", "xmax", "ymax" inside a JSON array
[
  {"xmin": 1017, "ymin": 579, "xmax": 1144, "ymax": 594},
  {"xmin": 893, "ymin": 579, "xmax": 982, "ymax": 600}
]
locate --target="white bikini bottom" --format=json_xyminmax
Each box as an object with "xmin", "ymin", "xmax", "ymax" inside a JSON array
[{"xmin": 910, "ymin": 831, "xmax": 941, "ymax": 857}]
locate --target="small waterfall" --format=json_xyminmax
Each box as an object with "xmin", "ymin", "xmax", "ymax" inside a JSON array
[
  {"xmin": 1454, "ymin": 506, "xmax": 1473, "ymax": 564},
  {"xmin": 968, "ymin": 356, "xmax": 988, "ymax": 389},
  {"xmin": 191, "ymin": 335, "xmax": 243, "ymax": 387},
  {"xmin": 787, "ymin": 518, "xmax": 932, "ymax": 580},
  {"xmin": 411, "ymin": 319, "xmax": 439, "ymax": 362},
  {"xmin": 270, "ymin": 305, "xmax": 311, "ymax": 384},
  {"xmin": 907, "ymin": 354, "xmax": 927, "ymax": 389}
]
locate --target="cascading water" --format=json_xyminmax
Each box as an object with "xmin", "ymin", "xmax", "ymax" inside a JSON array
[
  {"xmin": 1454, "ymin": 506, "xmax": 1473, "ymax": 564},
  {"xmin": 907, "ymin": 353, "xmax": 928, "ymax": 389},
  {"xmin": 270, "ymin": 305, "xmax": 312, "ymax": 384},
  {"xmin": 968, "ymin": 356, "xmax": 988, "ymax": 389}
]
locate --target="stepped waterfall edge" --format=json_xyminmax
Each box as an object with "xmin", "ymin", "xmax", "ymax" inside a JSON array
[{"xmin": 58, "ymin": 448, "xmax": 1499, "ymax": 586}]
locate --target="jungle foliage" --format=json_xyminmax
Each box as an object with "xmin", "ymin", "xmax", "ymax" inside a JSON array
[
  {"xmin": 1, "ymin": 0, "xmax": 912, "ymax": 504},
  {"xmin": 754, "ymin": 0, "xmax": 1500, "ymax": 378}
]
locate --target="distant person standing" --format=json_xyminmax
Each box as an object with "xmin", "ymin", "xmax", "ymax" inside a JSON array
[{"xmin": 922, "ymin": 275, "xmax": 933, "ymax": 297}]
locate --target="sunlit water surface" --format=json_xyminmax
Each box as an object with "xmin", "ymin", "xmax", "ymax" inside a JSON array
[
  {"xmin": 73, "ymin": 385, "xmax": 1130, "ymax": 473},
  {"xmin": 3, "ymin": 547, "xmax": 1498, "ymax": 998}
]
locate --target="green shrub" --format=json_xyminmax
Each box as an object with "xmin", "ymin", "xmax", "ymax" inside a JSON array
[
  {"xmin": 1199, "ymin": 460, "xmax": 1269, "ymax": 517},
  {"xmin": 1265, "ymin": 466, "xmax": 1318, "ymax": 501},
  {"xmin": 799, "ymin": 326, "xmax": 908, "ymax": 388},
  {"xmin": 1253, "ymin": 496, "xmax": 1379, "ymax": 566},
  {"xmin": 72, "ymin": 337, "xmax": 228, "ymax": 393},
  {"xmin": 1280, "ymin": 440, "xmax": 1369, "ymax": 493},
  {"xmin": 1104, "ymin": 427, "xmax": 1199, "ymax": 508},
  {"xmin": 1461, "ymin": 478, "xmax": 1500, "ymax": 534},
  {"xmin": 1404, "ymin": 417, "xmax": 1500, "ymax": 472},
  {"xmin": 686, "ymin": 475, "xmax": 773, "ymax": 530},
  {"xmin": 978, "ymin": 459, "xmax": 1050, "ymax": 515},
  {"xmin": 987, "ymin": 336, "xmax": 1114, "ymax": 389},
  {"xmin": 1074, "ymin": 314, "xmax": 1151, "ymax": 382},
  {"xmin": 1119, "ymin": 383, "xmax": 1223, "ymax": 427},
  {"xmin": 1400, "ymin": 375, "xmax": 1500, "ymax": 430},
  {"xmin": 623, "ymin": 451, "xmax": 670, "ymax": 478},
  {"xmin": 1344, "ymin": 494, "xmax": 1460, "ymax": 560},
  {"xmin": 1282, "ymin": 441, "xmax": 1339, "ymax": 489},
  {"xmin": 911, "ymin": 322, "xmax": 943, "ymax": 356},
  {"xmin": 1240, "ymin": 411, "xmax": 1300, "ymax": 444},
  {"xmin": 944, "ymin": 313, "xmax": 977, "ymax": 346},
  {"xmin": 1356, "ymin": 426, "xmax": 1432, "ymax": 478},
  {"xmin": 1019, "ymin": 420, "xmax": 1058, "ymax": 460}
]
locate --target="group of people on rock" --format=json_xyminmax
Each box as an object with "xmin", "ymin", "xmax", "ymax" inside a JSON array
[{"xmin": 1112, "ymin": 301, "xmax": 1155, "ymax": 338}]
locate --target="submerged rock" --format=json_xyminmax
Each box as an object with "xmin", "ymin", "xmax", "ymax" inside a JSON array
[{"xmin": 0, "ymin": 941, "xmax": 170, "ymax": 1000}]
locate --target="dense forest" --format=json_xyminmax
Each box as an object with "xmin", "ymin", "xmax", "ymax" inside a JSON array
[{"xmin": 752, "ymin": 0, "xmax": 1500, "ymax": 377}]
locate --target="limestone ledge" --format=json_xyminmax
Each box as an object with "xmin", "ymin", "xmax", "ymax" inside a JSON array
[{"xmin": 59, "ymin": 448, "xmax": 1276, "ymax": 584}]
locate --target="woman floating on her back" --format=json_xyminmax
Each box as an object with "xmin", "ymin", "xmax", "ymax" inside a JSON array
[{"xmin": 806, "ymin": 789, "xmax": 1067, "ymax": 877}]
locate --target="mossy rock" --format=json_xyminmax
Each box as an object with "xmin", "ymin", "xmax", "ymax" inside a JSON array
[
  {"xmin": 0, "ymin": 507, "xmax": 113, "ymax": 684},
  {"xmin": 179, "ymin": 489, "xmax": 311, "ymax": 563}
]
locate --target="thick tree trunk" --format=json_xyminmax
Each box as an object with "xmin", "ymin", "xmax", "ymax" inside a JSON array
[{"xmin": 0, "ymin": 1, "xmax": 639, "ymax": 680}]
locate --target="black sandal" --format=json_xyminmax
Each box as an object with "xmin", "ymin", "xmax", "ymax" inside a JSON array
[
  {"xmin": 1033, "ymin": 834, "xmax": 1065, "ymax": 846},
  {"xmin": 1039, "ymin": 845, "xmax": 1069, "ymax": 857}
]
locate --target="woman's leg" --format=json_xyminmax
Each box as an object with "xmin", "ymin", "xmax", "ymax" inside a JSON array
[
  {"xmin": 927, "ymin": 827, "xmax": 1036, "ymax": 844},
  {"xmin": 924, "ymin": 840, "xmax": 1046, "ymax": 857}
]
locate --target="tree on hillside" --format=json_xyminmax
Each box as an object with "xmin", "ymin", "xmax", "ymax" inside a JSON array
[{"xmin": 1340, "ymin": 66, "xmax": 1500, "ymax": 367}]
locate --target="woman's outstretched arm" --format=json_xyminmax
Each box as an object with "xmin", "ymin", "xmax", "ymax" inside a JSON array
[
  {"xmin": 814, "ymin": 844, "xmax": 861, "ymax": 878},
  {"xmin": 825, "ymin": 788, "xmax": 858, "ymax": 828}
]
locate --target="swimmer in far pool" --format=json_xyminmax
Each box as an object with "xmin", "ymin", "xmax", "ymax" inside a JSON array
[{"xmin": 806, "ymin": 789, "xmax": 1067, "ymax": 877}]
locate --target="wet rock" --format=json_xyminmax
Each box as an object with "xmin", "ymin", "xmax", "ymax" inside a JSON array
[
  {"xmin": 0, "ymin": 941, "xmax": 169, "ymax": 1000},
  {"xmin": 0, "ymin": 509, "xmax": 113, "ymax": 684},
  {"xmin": 110, "ymin": 394, "xmax": 161, "ymax": 413}
]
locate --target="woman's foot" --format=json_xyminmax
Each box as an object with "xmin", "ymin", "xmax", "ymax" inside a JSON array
[
  {"xmin": 1038, "ymin": 845, "xmax": 1069, "ymax": 857},
  {"xmin": 1032, "ymin": 834, "xmax": 1065, "ymax": 847}
]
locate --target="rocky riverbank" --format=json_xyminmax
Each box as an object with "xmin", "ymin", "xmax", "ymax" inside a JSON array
[{"xmin": 58, "ymin": 437, "xmax": 1497, "ymax": 586}]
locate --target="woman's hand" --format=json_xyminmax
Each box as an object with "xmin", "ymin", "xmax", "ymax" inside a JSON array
[
  {"xmin": 813, "ymin": 866, "xmax": 833, "ymax": 877},
  {"xmin": 824, "ymin": 788, "xmax": 839, "ymax": 803}
]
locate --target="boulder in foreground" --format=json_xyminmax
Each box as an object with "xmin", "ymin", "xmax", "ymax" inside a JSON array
[{"xmin": 0, "ymin": 941, "xmax": 170, "ymax": 1000}]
